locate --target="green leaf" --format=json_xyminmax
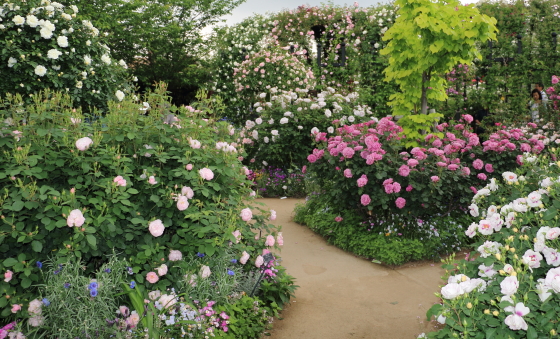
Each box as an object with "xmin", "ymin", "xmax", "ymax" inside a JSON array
[
  {"xmin": 21, "ymin": 278, "xmax": 32, "ymax": 289},
  {"xmin": 86, "ymin": 234, "xmax": 97, "ymax": 248},
  {"xmin": 31, "ymin": 241, "xmax": 43, "ymax": 253},
  {"xmin": 3, "ymin": 258, "xmax": 18, "ymax": 267},
  {"xmin": 526, "ymin": 326, "xmax": 537, "ymax": 339},
  {"xmin": 12, "ymin": 200, "xmax": 24, "ymax": 212},
  {"xmin": 150, "ymin": 195, "xmax": 160, "ymax": 203}
]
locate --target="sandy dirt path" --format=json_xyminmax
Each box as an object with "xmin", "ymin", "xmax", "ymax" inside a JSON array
[{"xmin": 259, "ymin": 198, "xmax": 445, "ymax": 339}]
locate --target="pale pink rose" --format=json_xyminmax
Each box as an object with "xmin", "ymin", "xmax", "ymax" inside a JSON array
[
  {"xmin": 28, "ymin": 299, "xmax": 42, "ymax": 315},
  {"xmin": 249, "ymin": 190, "xmax": 256, "ymax": 197},
  {"xmin": 158, "ymin": 294, "xmax": 176, "ymax": 309},
  {"xmin": 395, "ymin": 197, "xmax": 406, "ymax": 209},
  {"xmin": 335, "ymin": 216, "xmax": 343, "ymax": 222},
  {"xmin": 200, "ymin": 265, "xmax": 211, "ymax": 278},
  {"xmin": 28, "ymin": 315, "xmax": 44, "ymax": 327},
  {"xmin": 189, "ymin": 139, "xmax": 201, "ymax": 149},
  {"xmin": 148, "ymin": 176, "xmax": 158, "ymax": 185},
  {"xmin": 199, "ymin": 168, "xmax": 214, "ymax": 180},
  {"xmin": 240, "ymin": 251, "xmax": 250, "ymax": 264},
  {"xmin": 232, "ymin": 230, "xmax": 241, "ymax": 243},
  {"xmin": 148, "ymin": 290, "xmax": 161, "ymax": 300},
  {"xmin": 265, "ymin": 235, "xmax": 275, "ymax": 247},
  {"xmin": 67, "ymin": 209, "xmax": 85, "ymax": 227},
  {"xmin": 4, "ymin": 270, "xmax": 13, "ymax": 282},
  {"xmin": 255, "ymin": 255, "xmax": 264, "ymax": 268},
  {"xmin": 157, "ymin": 264, "xmax": 168, "ymax": 276},
  {"xmin": 169, "ymin": 250, "xmax": 182, "ymax": 261},
  {"xmin": 176, "ymin": 196, "xmax": 189, "ymax": 211},
  {"xmin": 186, "ymin": 164, "xmax": 193, "ymax": 170},
  {"xmin": 500, "ymin": 276, "xmax": 519, "ymax": 296},
  {"xmin": 11, "ymin": 304, "xmax": 21, "ymax": 313},
  {"xmin": 70, "ymin": 187, "xmax": 76, "ymax": 194},
  {"xmin": 70, "ymin": 117, "xmax": 81, "ymax": 124},
  {"xmin": 146, "ymin": 272, "xmax": 159, "ymax": 284},
  {"xmin": 243, "ymin": 166, "xmax": 251, "ymax": 175},
  {"xmin": 113, "ymin": 175, "xmax": 127, "ymax": 187},
  {"xmin": 181, "ymin": 186, "xmax": 194, "ymax": 199},
  {"xmin": 504, "ymin": 303, "xmax": 530, "ymax": 331},
  {"xmin": 184, "ymin": 274, "xmax": 197, "ymax": 287},
  {"xmin": 240, "ymin": 208, "xmax": 252, "ymax": 222},
  {"xmin": 441, "ymin": 282, "xmax": 463, "ymax": 299},
  {"xmin": 126, "ymin": 311, "xmax": 140, "ymax": 328},
  {"xmin": 270, "ymin": 209, "xmax": 277, "ymax": 221},
  {"xmin": 431, "ymin": 176, "xmax": 439, "ymax": 182},
  {"xmin": 343, "ymin": 169, "xmax": 352, "ymax": 178},
  {"xmin": 75, "ymin": 137, "xmax": 93, "ymax": 151},
  {"xmin": 277, "ymin": 232, "xmax": 284, "ymax": 246},
  {"xmin": 148, "ymin": 219, "xmax": 165, "ymax": 237},
  {"xmin": 118, "ymin": 306, "xmax": 130, "ymax": 317}
]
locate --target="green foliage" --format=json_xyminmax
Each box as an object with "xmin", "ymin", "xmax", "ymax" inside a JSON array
[
  {"xmin": 0, "ymin": 87, "xmax": 278, "ymax": 320},
  {"xmin": 216, "ymin": 295, "xmax": 280, "ymax": 339},
  {"xmin": 258, "ymin": 265, "xmax": 297, "ymax": 308},
  {"xmin": 0, "ymin": 0, "xmax": 132, "ymax": 111},
  {"xmin": 381, "ymin": 0, "xmax": 497, "ymax": 115},
  {"xmin": 397, "ymin": 112, "xmax": 444, "ymax": 148}
]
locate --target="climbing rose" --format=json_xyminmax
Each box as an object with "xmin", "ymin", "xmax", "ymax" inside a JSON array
[
  {"xmin": 240, "ymin": 208, "xmax": 252, "ymax": 221},
  {"xmin": 176, "ymin": 196, "xmax": 189, "ymax": 211},
  {"xmin": 395, "ymin": 197, "xmax": 406, "ymax": 209},
  {"xmin": 148, "ymin": 219, "xmax": 165, "ymax": 237},
  {"xmin": 75, "ymin": 137, "xmax": 93, "ymax": 151},
  {"xmin": 270, "ymin": 209, "xmax": 277, "ymax": 221},
  {"xmin": 113, "ymin": 176, "xmax": 127, "ymax": 187},
  {"xmin": 67, "ymin": 209, "xmax": 85, "ymax": 227},
  {"xmin": 265, "ymin": 235, "xmax": 275, "ymax": 247},
  {"xmin": 277, "ymin": 232, "xmax": 284, "ymax": 246},
  {"xmin": 199, "ymin": 168, "xmax": 214, "ymax": 180},
  {"xmin": 255, "ymin": 255, "xmax": 264, "ymax": 268},
  {"xmin": 146, "ymin": 272, "xmax": 159, "ymax": 284},
  {"xmin": 169, "ymin": 250, "xmax": 182, "ymax": 261},
  {"xmin": 181, "ymin": 186, "xmax": 194, "ymax": 199},
  {"xmin": 361, "ymin": 194, "xmax": 371, "ymax": 206},
  {"xmin": 240, "ymin": 251, "xmax": 250, "ymax": 264}
]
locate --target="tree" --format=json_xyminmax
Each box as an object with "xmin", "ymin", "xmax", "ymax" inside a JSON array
[
  {"xmin": 380, "ymin": 0, "xmax": 497, "ymax": 116},
  {"xmin": 59, "ymin": 0, "xmax": 246, "ymax": 104}
]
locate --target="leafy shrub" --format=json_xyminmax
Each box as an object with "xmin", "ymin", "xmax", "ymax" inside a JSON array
[
  {"xmin": 0, "ymin": 0, "xmax": 132, "ymax": 111},
  {"xmin": 424, "ymin": 150, "xmax": 560, "ymax": 338},
  {"xmin": 216, "ymin": 295, "xmax": 280, "ymax": 339},
  {"xmin": 248, "ymin": 166, "xmax": 306, "ymax": 198},
  {"xmin": 0, "ymin": 88, "xmax": 279, "ymax": 319}
]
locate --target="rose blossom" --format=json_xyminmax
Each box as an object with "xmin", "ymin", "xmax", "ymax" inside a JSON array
[
  {"xmin": 4, "ymin": 270, "xmax": 13, "ymax": 282},
  {"xmin": 148, "ymin": 219, "xmax": 165, "ymax": 237},
  {"xmin": 500, "ymin": 276, "xmax": 519, "ymax": 296},
  {"xmin": 335, "ymin": 216, "xmax": 343, "ymax": 222},
  {"xmin": 395, "ymin": 197, "xmax": 406, "ymax": 209},
  {"xmin": 240, "ymin": 251, "xmax": 250, "ymax": 264},
  {"xmin": 240, "ymin": 208, "xmax": 252, "ymax": 222},
  {"xmin": 343, "ymin": 169, "xmax": 352, "ymax": 178},
  {"xmin": 67, "ymin": 209, "xmax": 85, "ymax": 227},
  {"xmin": 441, "ymin": 282, "xmax": 463, "ymax": 299},
  {"xmin": 146, "ymin": 272, "xmax": 159, "ymax": 283},
  {"xmin": 200, "ymin": 265, "xmax": 211, "ymax": 278},
  {"xmin": 148, "ymin": 176, "xmax": 158, "ymax": 185},
  {"xmin": 199, "ymin": 168, "xmax": 214, "ymax": 180},
  {"xmin": 431, "ymin": 176, "xmax": 439, "ymax": 182},
  {"xmin": 157, "ymin": 264, "xmax": 168, "ymax": 276},
  {"xmin": 361, "ymin": 194, "xmax": 371, "ymax": 206},
  {"xmin": 473, "ymin": 159, "xmax": 483, "ymax": 170},
  {"xmin": 255, "ymin": 255, "xmax": 264, "ymax": 268},
  {"xmin": 265, "ymin": 235, "xmax": 275, "ymax": 247},
  {"xmin": 485, "ymin": 163, "xmax": 494, "ymax": 173},
  {"xmin": 169, "ymin": 250, "xmax": 182, "ymax": 261},
  {"xmin": 186, "ymin": 164, "xmax": 193, "ymax": 170},
  {"xmin": 504, "ymin": 302, "xmax": 530, "ymax": 331},
  {"xmin": 11, "ymin": 304, "xmax": 21, "ymax": 313},
  {"xmin": 75, "ymin": 137, "xmax": 93, "ymax": 151},
  {"xmin": 181, "ymin": 186, "xmax": 194, "ymax": 199},
  {"xmin": 270, "ymin": 209, "xmax": 277, "ymax": 221},
  {"xmin": 177, "ymin": 196, "xmax": 189, "ymax": 211},
  {"xmin": 357, "ymin": 174, "xmax": 368, "ymax": 187},
  {"xmin": 113, "ymin": 176, "xmax": 127, "ymax": 187},
  {"xmin": 477, "ymin": 173, "xmax": 487, "ymax": 180},
  {"xmin": 398, "ymin": 165, "xmax": 410, "ymax": 176}
]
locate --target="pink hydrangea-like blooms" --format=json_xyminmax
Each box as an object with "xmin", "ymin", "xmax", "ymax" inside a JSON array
[
  {"xmin": 199, "ymin": 168, "xmax": 214, "ymax": 180},
  {"xmin": 240, "ymin": 208, "xmax": 252, "ymax": 222},
  {"xmin": 335, "ymin": 216, "xmax": 343, "ymax": 222},
  {"xmin": 357, "ymin": 174, "xmax": 368, "ymax": 187},
  {"xmin": 270, "ymin": 209, "xmax": 277, "ymax": 221},
  {"xmin": 398, "ymin": 165, "xmax": 410, "ymax": 177},
  {"xmin": 169, "ymin": 250, "xmax": 182, "ymax": 261},
  {"xmin": 473, "ymin": 159, "xmax": 483, "ymax": 169},
  {"xmin": 265, "ymin": 235, "xmax": 275, "ymax": 247},
  {"xmin": 177, "ymin": 196, "xmax": 189, "ymax": 211},
  {"xmin": 343, "ymin": 168, "xmax": 353, "ymax": 178},
  {"xmin": 477, "ymin": 173, "xmax": 487, "ymax": 180},
  {"xmin": 67, "ymin": 209, "xmax": 85, "ymax": 227},
  {"xmin": 146, "ymin": 272, "xmax": 159, "ymax": 284},
  {"xmin": 395, "ymin": 197, "xmax": 406, "ymax": 209},
  {"xmin": 113, "ymin": 176, "xmax": 127, "ymax": 187},
  {"xmin": 181, "ymin": 186, "xmax": 194, "ymax": 199},
  {"xmin": 240, "ymin": 251, "xmax": 250, "ymax": 264},
  {"xmin": 75, "ymin": 137, "xmax": 93, "ymax": 151},
  {"xmin": 277, "ymin": 232, "xmax": 284, "ymax": 246},
  {"xmin": 255, "ymin": 255, "xmax": 264, "ymax": 268},
  {"xmin": 157, "ymin": 264, "xmax": 168, "ymax": 276},
  {"xmin": 361, "ymin": 194, "xmax": 371, "ymax": 206},
  {"xmin": 431, "ymin": 176, "xmax": 440, "ymax": 182},
  {"xmin": 485, "ymin": 163, "xmax": 494, "ymax": 173},
  {"xmin": 148, "ymin": 219, "xmax": 165, "ymax": 237}
]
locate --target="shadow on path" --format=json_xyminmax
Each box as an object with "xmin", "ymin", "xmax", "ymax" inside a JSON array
[{"xmin": 259, "ymin": 198, "xmax": 444, "ymax": 339}]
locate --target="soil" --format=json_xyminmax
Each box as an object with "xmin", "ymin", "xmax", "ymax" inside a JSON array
[{"xmin": 259, "ymin": 197, "xmax": 451, "ymax": 339}]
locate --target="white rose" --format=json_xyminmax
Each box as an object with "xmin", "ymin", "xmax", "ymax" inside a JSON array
[
  {"xmin": 84, "ymin": 55, "xmax": 92, "ymax": 65},
  {"xmin": 40, "ymin": 27, "xmax": 53, "ymax": 39},
  {"xmin": 500, "ymin": 276, "xmax": 519, "ymax": 296},
  {"xmin": 34, "ymin": 65, "xmax": 47, "ymax": 77},
  {"xmin": 327, "ymin": 126, "xmax": 334, "ymax": 133},
  {"xmin": 57, "ymin": 36, "xmax": 68, "ymax": 48},
  {"xmin": 280, "ymin": 117, "xmax": 289, "ymax": 124},
  {"xmin": 115, "ymin": 90, "xmax": 125, "ymax": 101},
  {"xmin": 47, "ymin": 49, "xmax": 62, "ymax": 59},
  {"xmin": 440, "ymin": 282, "xmax": 463, "ymax": 299},
  {"xmin": 101, "ymin": 54, "xmax": 111, "ymax": 65},
  {"xmin": 7, "ymin": 57, "xmax": 17, "ymax": 68},
  {"xmin": 12, "ymin": 15, "xmax": 25, "ymax": 26},
  {"xmin": 26, "ymin": 15, "xmax": 39, "ymax": 27}
]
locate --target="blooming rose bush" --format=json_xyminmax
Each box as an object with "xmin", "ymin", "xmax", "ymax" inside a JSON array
[
  {"xmin": 424, "ymin": 149, "xmax": 560, "ymax": 338},
  {"xmin": 0, "ymin": 89, "xmax": 280, "ymax": 320},
  {"xmin": 0, "ymin": 0, "xmax": 132, "ymax": 111},
  {"xmin": 304, "ymin": 115, "xmax": 545, "ymax": 239}
]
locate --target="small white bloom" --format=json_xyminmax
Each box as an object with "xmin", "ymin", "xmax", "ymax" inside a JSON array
[
  {"xmin": 47, "ymin": 49, "xmax": 62, "ymax": 59},
  {"xmin": 34, "ymin": 65, "xmax": 47, "ymax": 77},
  {"xmin": 57, "ymin": 36, "xmax": 68, "ymax": 48},
  {"xmin": 115, "ymin": 90, "xmax": 125, "ymax": 101},
  {"xmin": 84, "ymin": 55, "xmax": 92, "ymax": 65},
  {"xmin": 118, "ymin": 59, "xmax": 127, "ymax": 69},
  {"xmin": 101, "ymin": 54, "xmax": 111, "ymax": 65},
  {"xmin": 7, "ymin": 57, "xmax": 17, "ymax": 68},
  {"xmin": 12, "ymin": 15, "xmax": 25, "ymax": 26}
]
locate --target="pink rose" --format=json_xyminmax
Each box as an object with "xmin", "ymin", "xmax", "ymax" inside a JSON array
[
  {"xmin": 398, "ymin": 165, "xmax": 410, "ymax": 177},
  {"xmin": 169, "ymin": 250, "xmax": 182, "ymax": 261},
  {"xmin": 302, "ymin": 165, "xmax": 307, "ymax": 174},
  {"xmin": 277, "ymin": 232, "xmax": 284, "ymax": 246},
  {"xmin": 181, "ymin": 186, "xmax": 194, "ymax": 199},
  {"xmin": 176, "ymin": 196, "xmax": 189, "ymax": 211},
  {"xmin": 146, "ymin": 272, "xmax": 159, "ymax": 284},
  {"xmin": 477, "ymin": 173, "xmax": 487, "ymax": 180},
  {"xmin": 462, "ymin": 114, "xmax": 473, "ymax": 123},
  {"xmin": 11, "ymin": 304, "xmax": 21, "ymax": 313},
  {"xmin": 75, "ymin": 137, "xmax": 93, "ymax": 151},
  {"xmin": 243, "ymin": 166, "xmax": 251, "ymax": 175},
  {"xmin": 255, "ymin": 255, "xmax": 264, "ymax": 268},
  {"xmin": 552, "ymin": 75, "xmax": 559, "ymax": 84},
  {"xmin": 157, "ymin": 264, "xmax": 168, "ymax": 276},
  {"xmin": 406, "ymin": 185, "xmax": 413, "ymax": 192},
  {"xmin": 431, "ymin": 176, "xmax": 439, "ymax": 182},
  {"xmin": 186, "ymin": 164, "xmax": 193, "ymax": 170},
  {"xmin": 335, "ymin": 216, "xmax": 343, "ymax": 222},
  {"xmin": 485, "ymin": 163, "xmax": 494, "ymax": 173},
  {"xmin": 307, "ymin": 154, "xmax": 318, "ymax": 163},
  {"xmin": 200, "ymin": 265, "xmax": 212, "ymax": 279},
  {"xmin": 199, "ymin": 168, "xmax": 214, "ymax": 180},
  {"xmin": 461, "ymin": 167, "xmax": 471, "ymax": 176},
  {"xmin": 447, "ymin": 164, "xmax": 459, "ymax": 171},
  {"xmin": 407, "ymin": 159, "xmax": 419, "ymax": 167},
  {"xmin": 113, "ymin": 176, "xmax": 127, "ymax": 187},
  {"xmin": 148, "ymin": 176, "xmax": 158, "ymax": 185},
  {"xmin": 240, "ymin": 251, "xmax": 250, "ymax": 265},
  {"xmin": 265, "ymin": 235, "xmax": 275, "ymax": 247},
  {"xmin": 473, "ymin": 159, "xmax": 483, "ymax": 170},
  {"xmin": 189, "ymin": 139, "xmax": 201, "ymax": 149},
  {"xmin": 357, "ymin": 174, "xmax": 368, "ymax": 187},
  {"xmin": 270, "ymin": 209, "xmax": 277, "ymax": 221},
  {"xmin": 148, "ymin": 219, "xmax": 165, "ymax": 237},
  {"xmin": 360, "ymin": 194, "xmax": 371, "ymax": 206},
  {"xmin": 470, "ymin": 186, "xmax": 478, "ymax": 194},
  {"xmin": 240, "ymin": 208, "xmax": 252, "ymax": 222},
  {"xmin": 392, "ymin": 182, "xmax": 401, "ymax": 193},
  {"xmin": 232, "ymin": 230, "xmax": 241, "ymax": 244},
  {"xmin": 395, "ymin": 197, "xmax": 406, "ymax": 209},
  {"xmin": 126, "ymin": 312, "xmax": 140, "ymax": 328},
  {"xmin": 4, "ymin": 270, "xmax": 13, "ymax": 282},
  {"xmin": 343, "ymin": 169, "xmax": 352, "ymax": 178},
  {"xmin": 67, "ymin": 209, "xmax": 85, "ymax": 227}
]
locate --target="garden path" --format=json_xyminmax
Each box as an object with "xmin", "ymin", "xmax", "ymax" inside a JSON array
[{"xmin": 259, "ymin": 198, "xmax": 446, "ymax": 339}]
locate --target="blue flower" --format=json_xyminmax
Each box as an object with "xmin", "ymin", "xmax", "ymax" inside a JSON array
[
  {"xmin": 104, "ymin": 268, "xmax": 111, "ymax": 273},
  {"xmin": 36, "ymin": 261, "xmax": 43, "ymax": 269},
  {"xmin": 89, "ymin": 282, "xmax": 98, "ymax": 290},
  {"xmin": 42, "ymin": 298, "xmax": 50, "ymax": 306},
  {"xmin": 63, "ymin": 282, "xmax": 71, "ymax": 288},
  {"xmin": 53, "ymin": 269, "xmax": 60, "ymax": 275},
  {"xmin": 227, "ymin": 269, "xmax": 235, "ymax": 276},
  {"xmin": 129, "ymin": 281, "xmax": 136, "ymax": 289},
  {"xmin": 230, "ymin": 259, "xmax": 238, "ymax": 264},
  {"xmin": 196, "ymin": 252, "xmax": 205, "ymax": 258},
  {"xmin": 90, "ymin": 288, "xmax": 98, "ymax": 297}
]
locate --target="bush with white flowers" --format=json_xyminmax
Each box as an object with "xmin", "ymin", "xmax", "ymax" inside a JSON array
[
  {"xmin": 0, "ymin": 0, "xmax": 132, "ymax": 110},
  {"xmin": 425, "ymin": 149, "xmax": 560, "ymax": 338}
]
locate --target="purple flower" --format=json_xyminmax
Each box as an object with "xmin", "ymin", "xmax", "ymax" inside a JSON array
[
  {"xmin": 197, "ymin": 252, "xmax": 205, "ymax": 258},
  {"xmin": 227, "ymin": 269, "xmax": 235, "ymax": 276},
  {"xmin": 90, "ymin": 288, "xmax": 98, "ymax": 297},
  {"xmin": 63, "ymin": 282, "xmax": 71, "ymax": 288}
]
